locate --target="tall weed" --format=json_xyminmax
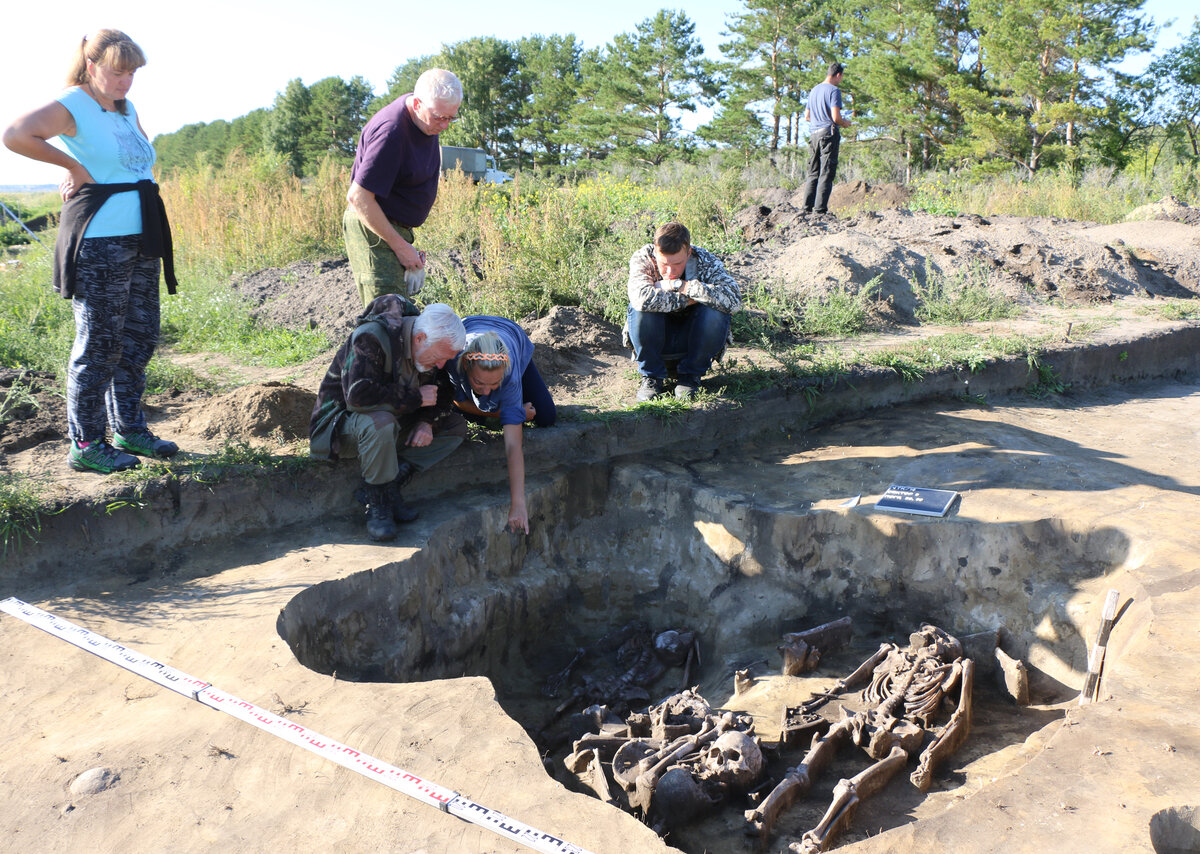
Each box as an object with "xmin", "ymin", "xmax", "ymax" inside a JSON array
[
  {"xmin": 913, "ymin": 260, "xmax": 1020, "ymax": 324},
  {"xmin": 801, "ymin": 277, "xmax": 881, "ymax": 337},
  {"xmin": 907, "ymin": 165, "xmax": 1200, "ymax": 222},
  {"xmin": 419, "ymin": 173, "xmax": 739, "ymax": 324},
  {"xmin": 160, "ymin": 150, "xmax": 347, "ymax": 278}
]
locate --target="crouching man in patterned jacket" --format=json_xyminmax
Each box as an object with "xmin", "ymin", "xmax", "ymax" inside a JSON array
[
  {"xmin": 310, "ymin": 296, "xmax": 467, "ymax": 541},
  {"xmin": 627, "ymin": 221, "xmax": 742, "ymax": 402}
]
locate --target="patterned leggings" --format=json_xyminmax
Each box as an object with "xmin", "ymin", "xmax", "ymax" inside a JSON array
[{"xmin": 66, "ymin": 235, "xmax": 161, "ymax": 443}]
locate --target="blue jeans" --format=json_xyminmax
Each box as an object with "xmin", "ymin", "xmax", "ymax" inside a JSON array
[{"xmin": 627, "ymin": 304, "xmax": 730, "ymax": 380}]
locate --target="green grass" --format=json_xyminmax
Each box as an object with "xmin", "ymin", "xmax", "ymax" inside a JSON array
[
  {"xmin": 0, "ymin": 248, "xmax": 73, "ymax": 375},
  {"xmin": 113, "ymin": 440, "xmax": 319, "ymax": 488},
  {"xmin": 0, "ymin": 473, "xmax": 47, "ymax": 556},
  {"xmin": 1025, "ymin": 357, "xmax": 1071, "ymax": 398},
  {"xmin": 732, "ymin": 282, "xmax": 804, "ymax": 347},
  {"xmin": 1, "ymin": 191, "xmax": 59, "ymax": 248},
  {"xmin": 801, "ymin": 277, "xmax": 881, "ymax": 337},
  {"xmin": 159, "ymin": 275, "xmax": 331, "ymax": 367},
  {"xmin": 0, "ymin": 242, "xmax": 329, "ymax": 386},
  {"xmin": 1138, "ymin": 300, "xmax": 1200, "ymax": 322},
  {"xmin": 913, "ymin": 260, "xmax": 1021, "ymax": 325},
  {"xmin": 0, "ymin": 371, "xmax": 43, "ymax": 426}
]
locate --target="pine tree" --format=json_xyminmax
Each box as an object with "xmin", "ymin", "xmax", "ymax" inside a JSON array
[
  {"xmin": 950, "ymin": 0, "xmax": 1151, "ymax": 175},
  {"xmin": 265, "ymin": 78, "xmax": 313, "ymax": 177},
  {"xmin": 513, "ymin": 34, "xmax": 583, "ymax": 170},
  {"xmin": 586, "ymin": 10, "xmax": 714, "ymax": 166}
]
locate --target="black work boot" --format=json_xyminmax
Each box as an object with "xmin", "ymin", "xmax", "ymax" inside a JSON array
[
  {"xmin": 359, "ymin": 481, "xmax": 397, "ymax": 542},
  {"xmin": 389, "ymin": 461, "xmax": 419, "ymax": 523}
]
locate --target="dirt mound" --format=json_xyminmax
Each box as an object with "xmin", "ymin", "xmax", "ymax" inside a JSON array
[
  {"xmin": 1125, "ymin": 195, "xmax": 1200, "ymax": 225},
  {"xmin": 231, "ymin": 258, "xmax": 363, "ymax": 344},
  {"xmin": 0, "ymin": 369, "xmax": 65, "ymax": 454},
  {"xmin": 178, "ymin": 381, "xmax": 315, "ymax": 443},
  {"xmin": 522, "ymin": 305, "xmax": 626, "ymax": 378},
  {"xmin": 730, "ymin": 201, "xmax": 1200, "ymax": 315},
  {"xmin": 829, "ymin": 179, "xmax": 912, "ymax": 211}
]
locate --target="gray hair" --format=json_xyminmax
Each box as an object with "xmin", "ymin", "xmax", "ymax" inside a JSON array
[
  {"xmin": 414, "ymin": 303, "xmax": 466, "ymax": 350},
  {"xmin": 415, "ymin": 68, "xmax": 462, "ymax": 106}
]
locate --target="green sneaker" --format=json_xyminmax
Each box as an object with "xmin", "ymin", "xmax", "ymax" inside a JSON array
[
  {"xmin": 114, "ymin": 430, "xmax": 179, "ymax": 459},
  {"xmin": 69, "ymin": 440, "xmax": 141, "ymax": 474}
]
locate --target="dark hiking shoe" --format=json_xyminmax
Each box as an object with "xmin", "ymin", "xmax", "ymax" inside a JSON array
[
  {"xmin": 69, "ymin": 440, "xmax": 141, "ymax": 474},
  {"xmin": 637, "ymin": 376, "xmax": 666, "ymax": 402},
  {"xmin": 390, "ymin": 461, "xmax": 419, "ymax": 522},
  {"xmin": 354, "ymin": 462, "xmax": 419, "ymax": 523},
  {"xmin": 674, "ymin": 376, "xmax": 700, "ymax": 400},
  {"xmin": 359, "ymin": 481, "xmax": 397, "ymax": 542},
  {"xmin": 114, "ymin": 430, "xmax": 179, "ymax": 459}
]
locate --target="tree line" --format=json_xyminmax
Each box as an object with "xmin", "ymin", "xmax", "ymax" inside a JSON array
[{"xmin": 152, "ymin": 1, "xmax": 1200, "ymax": 181}]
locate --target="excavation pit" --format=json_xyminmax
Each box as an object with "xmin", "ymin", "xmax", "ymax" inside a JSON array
[{"xmin": 277, "ymin": 456, "xmax": 1130, "ymax": 851}]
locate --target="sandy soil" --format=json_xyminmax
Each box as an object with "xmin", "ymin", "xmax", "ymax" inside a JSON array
[{"xmin": 1, "ymin": 188, "xmax": 1199, "ymax": 854}]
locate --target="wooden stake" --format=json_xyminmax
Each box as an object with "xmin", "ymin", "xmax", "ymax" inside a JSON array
[{"xmin": 1079, "ymin": 589, "xmax": 1120, "ymax": 704}]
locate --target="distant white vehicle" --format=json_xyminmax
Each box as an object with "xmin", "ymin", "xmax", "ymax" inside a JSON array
[
  {"xmin": 483, "ymin": 156, "xmax": 513, "ymax": 185},
  {"xmin": 441, "ymin": 145, "xmax": 512, "ymax": 184}
]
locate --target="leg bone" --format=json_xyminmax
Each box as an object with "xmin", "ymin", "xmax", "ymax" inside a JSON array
[
  {"xmin": 911, "ymin": 658, "xmax": 974, "ymax": 791},
  {"xmin": 791, "ymin": 744, "xmax": 910, "ymax": 854}
]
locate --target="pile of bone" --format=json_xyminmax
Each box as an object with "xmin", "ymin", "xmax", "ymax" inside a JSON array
[
  {"xmin": 564, "ymin": 622, "xmax": 992, "ymax": 854},
  {"xmin": 563, "ymin": 689, "xmax": 767, "ymax": 835},
  {"xmin": 749, "ymin": 624, "xmax": 976, "ymax": 853}
]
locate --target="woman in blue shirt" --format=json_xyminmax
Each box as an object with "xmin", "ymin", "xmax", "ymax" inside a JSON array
[
  {"xmin": 447, "ymin": 316, "xmax": 556, "ymax": 534},
  {"xmin": 2, "ymin": 29, "xmax": 178, "ymax": 474}
]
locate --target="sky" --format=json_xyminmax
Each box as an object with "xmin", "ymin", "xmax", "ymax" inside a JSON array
[{"xmin": 2, "ymin": 0, "xmax": 1196, "ymax": 186}]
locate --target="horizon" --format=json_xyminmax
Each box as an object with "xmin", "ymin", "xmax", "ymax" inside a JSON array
[{"xmin": 1, "ymin": 0, "xmax": 1194, "ymax": 186}]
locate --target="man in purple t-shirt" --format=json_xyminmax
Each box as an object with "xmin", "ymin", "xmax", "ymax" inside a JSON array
[
  {"xmin": 343, "ymin": 68, "xmax": 462, "ymax": 306},
  {"xmin": 802, "ymin": 62, "xmax": 852, "ymax": 217}
]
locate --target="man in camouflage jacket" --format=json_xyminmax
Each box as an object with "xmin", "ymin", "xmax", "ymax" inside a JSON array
[
  {"xmin": 627, "ymin": 221, "xmax": 742, "ymax": 401},
  {"xmin": 310, "ymin": 295, "xmax": 467, "ymax": 541}
]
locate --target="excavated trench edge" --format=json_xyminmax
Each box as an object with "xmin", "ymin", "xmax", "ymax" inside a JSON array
[{"xmin": 3, "ymin": 323, "xmax": 1198, "ymax": 587}]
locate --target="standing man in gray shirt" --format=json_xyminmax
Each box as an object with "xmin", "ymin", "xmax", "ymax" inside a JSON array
[{"xmin": 802, "ymin": 62, "xmax": 852, "ymax": 217}]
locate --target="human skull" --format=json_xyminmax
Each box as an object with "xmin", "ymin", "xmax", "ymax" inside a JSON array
[
  {"xmin": 651, "ymin": 766, "xmax": 718, "ymax": 829},
  {"xmin": 699, "ymin": 730, "xmax": 763, "ymax": 789},
  {"xmin": 654, "ymin": 629, "xmax": 695, "ymax": 665}
]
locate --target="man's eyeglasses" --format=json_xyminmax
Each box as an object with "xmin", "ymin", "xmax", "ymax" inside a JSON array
[{"xmin": 428, "ymin": 108, "xmax": 458, "ymax": 124}]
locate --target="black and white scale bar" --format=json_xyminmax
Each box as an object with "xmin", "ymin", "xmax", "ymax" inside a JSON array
[{"xmin": 0, "ymin": 597, "xmax": 595, "ymax": 854}]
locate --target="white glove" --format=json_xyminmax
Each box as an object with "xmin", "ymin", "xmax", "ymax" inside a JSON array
[{"xmin": 404, "ymin": 266, "xmax": 426, "ymax": 297}]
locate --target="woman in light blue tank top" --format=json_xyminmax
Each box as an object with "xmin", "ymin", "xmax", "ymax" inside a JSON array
[{"xmin": 2, "ymin": 29, "xmax": 179, "ymax": 474}]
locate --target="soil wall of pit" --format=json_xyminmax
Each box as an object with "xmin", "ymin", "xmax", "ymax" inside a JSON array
[
  {"xmin": 276, "ymin": 460, "xmax": 1131, "ymax": 696},
  {"xmin": 3, "ymin": 325, "xmax": 1192, "ymax": 591}
]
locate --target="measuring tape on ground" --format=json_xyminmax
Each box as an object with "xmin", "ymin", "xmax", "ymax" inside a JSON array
[{"xmin": 1, "ymin": 597, "xmax": 595, "ymax": 854}]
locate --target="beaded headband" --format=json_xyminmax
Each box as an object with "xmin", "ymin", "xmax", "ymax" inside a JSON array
[{"xmin": 464, "ymin": 351, "xmax": 509, "ymax": 364}]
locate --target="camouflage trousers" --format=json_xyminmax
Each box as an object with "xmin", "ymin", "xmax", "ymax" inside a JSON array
[
  {"xmin": 336, "ymin": 410, "xmax": 467, "ymax": 485},
  {"xmin": 342, "ymin": 206, "xmax": 417, "ymax": 307},
  {"xmin": 66, "ymin": 235, "xmax": 161, "ymax": 443}
]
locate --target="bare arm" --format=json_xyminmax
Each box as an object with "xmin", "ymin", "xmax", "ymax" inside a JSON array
[
  {"xmin": 3, "ymin": 101, "xmax": 93, "ymax": 199},
  {"xmin": 346, "ymin": 181, "xmax": 424, "ymax": 270},
  {"xmin": 502, "ymin": 422, "xmax": 528, "ymax": 534},
  {"xmin": 831, "ymin": 105, "xmax": 851, "ymax": 128}
]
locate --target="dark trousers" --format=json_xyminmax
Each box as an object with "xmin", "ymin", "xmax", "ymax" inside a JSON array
[
  {"xmin": 802, "ymin": 126, "xmax": 841, "ymax": 214},
  {"xmin": 519, "ymin": 361, "xmax": 557, "ymax": 428}
]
